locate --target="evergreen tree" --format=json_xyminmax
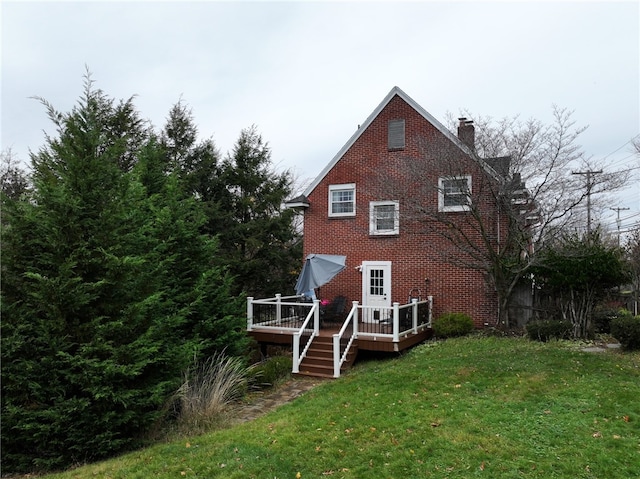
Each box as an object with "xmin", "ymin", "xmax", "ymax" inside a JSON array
[
  {"xmin": 1, "ymin": 76, "xmax": 170, "ymax": 471},
  {"xmin": 160, "ymin": 107, "xmax": 300, "ymax": 297},
  {"xmin": 160, "ymin": 101, "xmax": 229, "ymax": 237},
  {"xmin": 133, "ymin": 145, "xmax": 248, "ymax": 358},
  {"xmin": 532, "ymin": 231, "xmax": 629, "ymax": 338},
  {"xmin": 0, "ymin": 76, "xmax": 246, "ymax": 473},
  {"xmin": 219, "ymin": 126, "xmax": 301, "ymax": 297}
]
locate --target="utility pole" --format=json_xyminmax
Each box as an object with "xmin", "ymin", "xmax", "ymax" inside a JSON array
[
  {"xmin": 572, "ymin": 169, "xmax": 602, "ymax": 234},
  {"xmin": 611, "ymin": 206, "xmax": 630, "ymax": 246}
]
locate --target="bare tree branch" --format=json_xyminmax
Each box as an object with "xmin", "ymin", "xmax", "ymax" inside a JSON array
[{"xmin": 382, "ymin": 107, "xmax": 630, "ymax": 327}]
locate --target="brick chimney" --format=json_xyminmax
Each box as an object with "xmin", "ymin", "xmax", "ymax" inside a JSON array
[{"xmin": 457, "ymin": 117, "xmax": 475, "ymax": 151}]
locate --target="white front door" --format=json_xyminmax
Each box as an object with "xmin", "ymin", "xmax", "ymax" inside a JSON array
[{"xmin": 362, "ymin": 261, "xmax": 392, "ymax": 322}]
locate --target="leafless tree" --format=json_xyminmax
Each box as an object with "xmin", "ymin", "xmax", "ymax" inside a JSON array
[
  {"xmin": 462, "ymin": 107, "xmax": 629, "ymax": 235},
  {"xmin": 632, "ymin": 134, "xmax": 640, "ymax": 157},
  {"xmin": 381, "ymin": 107, "xmax": 629, "ymax": 327},
  {"xmin": 0, "ymin": 148, "xmax": 30, "ymax": 200}
]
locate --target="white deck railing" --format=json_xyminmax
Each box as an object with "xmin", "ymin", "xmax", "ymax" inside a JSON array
[
  {"xmin": 247, "ymin": 294, "xmax": 433, "ymax": 378},
  {"xmin": 247, "ymin": 294, "xmax": 316, "ymax": 332},
  {"xmin": 292, "ymin": 301, "xmax": 320, "ymax": 374},
  {"xmin": 333, "ymin": 301, "xmax": 360, "ymax": 377},
  {"xmin": 355, "ymin": 297, "xmax": 433, "ymax": 341}
]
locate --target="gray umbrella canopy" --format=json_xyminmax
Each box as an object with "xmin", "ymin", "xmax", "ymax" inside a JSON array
[{"xmin": 295, "ymin": 254, "xmax": 347, "ymax": 296}]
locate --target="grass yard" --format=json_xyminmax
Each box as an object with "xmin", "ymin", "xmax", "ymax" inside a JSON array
[{"xmin": 45, "ymin": 337, "xmax": 639, "ymax": 478}]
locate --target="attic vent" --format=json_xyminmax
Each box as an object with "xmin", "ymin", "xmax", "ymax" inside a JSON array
[{"xmin": 388, "ymin": 119, "xmax": 405, "ymax": 150}]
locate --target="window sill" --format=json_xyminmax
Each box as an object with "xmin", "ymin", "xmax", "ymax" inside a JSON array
[{"xmin": 439, "ymin": 206, "xmax": 471, "ymax": 213}]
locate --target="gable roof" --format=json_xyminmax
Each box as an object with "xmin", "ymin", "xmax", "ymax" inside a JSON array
[{"xmin": 304, "ymin": 86, "xmax": 500, "ymax": 197}]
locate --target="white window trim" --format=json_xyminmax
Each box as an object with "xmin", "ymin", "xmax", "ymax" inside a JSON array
[
  {"xmin": 328, "ymin": 183, "xmax": 356, "ymax": 217},
  {"xmin": 369, "ymin": 200, "xmax": 399, "ymax": 235},
  {"xmin": 438, "ymin": 175, "xmax": 472, "ymax": 212}
]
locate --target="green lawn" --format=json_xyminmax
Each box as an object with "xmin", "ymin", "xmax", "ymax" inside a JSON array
[{"xmin": 46, "ymin": 337, "xmax": 640, "ymax": 478}]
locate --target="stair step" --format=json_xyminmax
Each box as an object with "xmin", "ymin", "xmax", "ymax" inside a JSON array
[
  {"xmin": 301, "ymin": 356, "xmax": 333, "ymax": 363},
  {"xmin": 297, "ymin": 339, "xmax": 358, "ymax": 378},
  {"xmin": 305, "ymin": 351, "xmax": 357, "ymax": 362},
  {"xmin": 294, "ymin": 370, "xmax": 335, "ymax": 379},
  {"xmin": 299, "ymin": 363, "xmax": 334, "ymax": 374}
]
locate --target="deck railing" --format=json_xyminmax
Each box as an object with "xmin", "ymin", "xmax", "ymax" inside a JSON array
[
  {"xmin": 332, "ymin": 301, "xmax": 359, "ymax": 377},
  {"xmin": 329, "ymin": 297, "xmax": 432, "ymax": 377},
  {"xmin": 356, "ymin": 297, "xmax": 433, "ymax": 341},
  {"xmin": 247, "ymin": 294, "xmax": 433, "ymax": 378},
  {"xmin": 247, "ymin": 294, "xmax": 316, "ymax": 332},
  {"xmin": 292, "ymin": 301, "xmax": 320, "ymax": 374}
]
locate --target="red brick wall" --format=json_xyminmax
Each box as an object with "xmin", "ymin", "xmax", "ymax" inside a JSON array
[{"xmin": 303, "ymin": 95, "xmax": 501, "ymax": 327}]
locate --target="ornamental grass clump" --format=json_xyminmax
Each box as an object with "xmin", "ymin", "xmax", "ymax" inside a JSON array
[
  {"xmin": 175, "ymin": 352, "xmax": 248, "ymax": 432},
  {"xmin": 432, "ymin": 312, "xmax": 474, "ymax": 338}
]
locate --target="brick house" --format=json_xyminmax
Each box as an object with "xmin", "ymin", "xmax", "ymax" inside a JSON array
[{"xmin": 288, "ymin": 86, "xmax": 511, "ymax": 328}]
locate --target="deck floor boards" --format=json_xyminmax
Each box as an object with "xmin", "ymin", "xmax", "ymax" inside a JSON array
[{"xmin": 248, "ymin": 321, "xmax": 432, "ymax": 353}]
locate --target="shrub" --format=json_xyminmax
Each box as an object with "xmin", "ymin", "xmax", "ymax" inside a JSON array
[
  {"xmin": 248, "ymin": 355, "xmax": 293, "ymax": 389},
  {"xmin": 432, "ymin": 312, "xmax": 474, "ymax": 338},
  {"xmin": 591, "ymin": 307, "xmax": 619, "ymax": 334},
  {"xmin": 526, "ymin": 319, "xmax": 573, "ymax": 342},
  {"xmin": 610, "ymin": 312, "xmax": 640, "ymax": 350}
]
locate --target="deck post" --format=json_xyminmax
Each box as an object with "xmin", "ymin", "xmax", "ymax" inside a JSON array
[
  {"xmin": 247, "ymin": 297, "xmax": 254, "ymax": 331},
  {"xmin": 333, "ymin": 334, "xmax": 340, "ymax": 378},
  {"xmin": 427, "ymin": 295, "xmax": 433, "ymax": 327},
  {"xmin": 276, "ymin": 293, "xmax": 282, "ymax": 323},
  {"xmin": 412, "ymin": 298, "xmax": 418, "ymax": 333},
  {"xmin": 292, "ymin": 332, "xmax": 300, "ymax": 374},
  {"xmin": 392, "ymin": 302, "xmax": 400, "ymax": 342},
  {"xmin": 313, "ymin": 299, "xmax": 320, "ymax": 333},
  {"xmin": 352, "ymin": 301, "xmax": 359, "ymax": 336}
]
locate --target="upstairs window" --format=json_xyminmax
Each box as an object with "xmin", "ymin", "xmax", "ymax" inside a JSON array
[
  {"xmin": 370, "ymin": 201, "xmax": 399, "ymax": 235},
  {"xmin": 329, "ymin": 183, "xmax": 356, "ymax": 217},
  {"xmin": 439, "ymin": 176, "xmax": 472, "ymax": 212},
  {"xmin": 388, "ymin": 119, "xmax": 405, "ymax": 150}
]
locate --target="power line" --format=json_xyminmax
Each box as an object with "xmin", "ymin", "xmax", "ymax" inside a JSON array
[
  {"xmin": 611, "ymin": 207, "xmax": 630, "ymax": 246},
  {"xmin": 599, "ymin": 138, "xmax": 636, "ymax": 162},
  {"xmin": 572, "ymin": 169, "xmax": 602, "ymax": 234}
]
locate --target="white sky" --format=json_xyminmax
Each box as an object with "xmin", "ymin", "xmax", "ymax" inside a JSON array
[{"xmin": 2, "ymin": 0, "xmax": 639, "ymax": 233}]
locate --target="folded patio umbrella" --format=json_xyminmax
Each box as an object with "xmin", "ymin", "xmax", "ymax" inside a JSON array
[{"xmin": 295, "ymin": 254, "xmax": 347, "ymax": 296}]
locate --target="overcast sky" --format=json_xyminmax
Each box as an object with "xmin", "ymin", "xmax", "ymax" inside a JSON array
[{"xmin": 2, "ymin": 0, "xmax": 639, "ymax": 233}]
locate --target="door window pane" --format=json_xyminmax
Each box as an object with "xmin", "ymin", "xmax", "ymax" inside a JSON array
[{"xmin": 370, "ymin": 269, "xmax": 384, "ymax": 295}]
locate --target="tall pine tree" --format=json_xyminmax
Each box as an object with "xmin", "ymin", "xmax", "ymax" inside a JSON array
[
  {"xmin": 160, "ymin": 101, "xmax": 228, "ymax": 238},
  {"xmin": 219, "ymin": 126, "xmax": 301, "ymax": 297},
  {"xmin": 1, "ymin": 76, "xmax": 246, "ymax": 473}
]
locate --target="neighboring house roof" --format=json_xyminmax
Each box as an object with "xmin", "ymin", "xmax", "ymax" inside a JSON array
[
  {"xmin": 284, "ymin": 194, "xmax": 310, "ymax": 210},
  {"xmin": 304, "ymin": 86, "xmax": 501, "ymax": 197},
  {"xmin": 485, "ymin": 156, "xmax": 512, "ymax": 178}
]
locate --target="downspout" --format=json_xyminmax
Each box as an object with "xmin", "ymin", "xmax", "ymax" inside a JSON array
[{"xmin": 496, "ymin": 187, "xmax": 502, "ymax": 327}]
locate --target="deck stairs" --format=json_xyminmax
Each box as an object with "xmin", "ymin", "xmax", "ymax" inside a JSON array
[{"xmin": 297, "ymin": 335, "xmax": 359, "ymax": 378}]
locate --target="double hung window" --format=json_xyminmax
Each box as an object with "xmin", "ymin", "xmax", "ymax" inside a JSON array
[
  {"xmin": 439, "ymin": 176, "xmax": 472, "ymax": 212},
  {"xmin": 370, "ymin": 201, "xmax": 399, "ymax": 235},
  {"xmin": 329, "ymin": 183, "xmax": 356, "ymax": 217}
]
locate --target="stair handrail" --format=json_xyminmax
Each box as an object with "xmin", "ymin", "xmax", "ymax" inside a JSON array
[
  {"xmin": 292, "ymin": 300, "xmax": 320, "ymax": 374},
  {"xmin": 332, "ymin": 301, "xmax": 359, "ymax": 378}
]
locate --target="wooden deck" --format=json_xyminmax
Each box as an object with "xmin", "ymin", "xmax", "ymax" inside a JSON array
[
  {"xmin": 246, "ymin": 295, "xmax": 433, "ymax": 377},
  {"xmin": 248, "ymin": 321, "xmax": 432, "ymax": 354}
]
